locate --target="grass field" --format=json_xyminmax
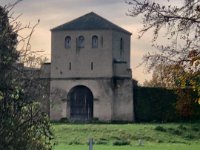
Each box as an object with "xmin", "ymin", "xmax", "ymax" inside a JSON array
[{"xmin": 52, "ymin": 123, "xmax": 200, "ymax": 150}]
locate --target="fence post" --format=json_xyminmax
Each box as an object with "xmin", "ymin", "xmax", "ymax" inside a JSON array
[{"xmin": 89, "ymin": 138, "xmax": 93, "ymax": 150}]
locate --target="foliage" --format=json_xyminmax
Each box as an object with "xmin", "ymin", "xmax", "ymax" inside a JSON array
[
  {"xmin": 112, "ymin": 139, "xmax": 130, "ymax": 146},
  {"xmin": 134, "ymin": 87, "xmax": 178, "ymax": 122},
  {"xmin": 176, "ymin": 88, "xmax": 200, "ymax": 119},
  {"xmin": 154, "ymin": 126, "xmax": 167, "ymax": 132},
  {"xmin": 126, "ymin": 0, "xmax": 200, "ymax": 71},
  {"xmin": 134, "ymin": 87, "xmax": 200, "ymax": 121},
  {"xmin": 127, "ymin": 0, "xmax": 200, "ymax": 118},
  {"xmin": 0, "ymin": 3, "xmax": 53, "ymax": 150},
  {"xmin": 143, "ymin": 64, "xmax": 186, "ymax": 88}
]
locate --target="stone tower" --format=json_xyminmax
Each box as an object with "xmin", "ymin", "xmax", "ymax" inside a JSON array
[{"xmin": 50, "ymin": 12, "xmax": 134, "ymax": 122}]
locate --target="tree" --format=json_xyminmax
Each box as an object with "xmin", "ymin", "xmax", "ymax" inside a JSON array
[
  {"xmin": 126, "ymin": 0, "xmax": 199, "ymax": 90},
  {"xmin": 143, "ymin": 64, "xmax": 186, "ymax": 88},
  {"xmin": 126, "ymin": 0, "xmax": 200, "ymax": 119},
  {"xmin": 0, "ymin": 3, "xmax": 53, "ymax": 150},
  {"xmin": 143, "ymin": 64, "xmax": 170, "ymax": 87}
]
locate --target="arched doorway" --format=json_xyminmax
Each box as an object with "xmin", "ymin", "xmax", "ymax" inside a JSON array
[{"xmin": 67, "ymin": 85, "xmax": 93, "ymax": 121}]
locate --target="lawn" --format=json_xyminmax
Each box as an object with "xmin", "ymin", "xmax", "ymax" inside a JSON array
[{"xmin": 52, "ymin": 123, "xmax": 200, "ymax": 150}]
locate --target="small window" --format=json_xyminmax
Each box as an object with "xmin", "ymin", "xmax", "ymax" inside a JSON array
[
  {"xmin": 91, "ymin": 62, "xmax": 93, "ymax": 70},
  {"xmin": 69, "ymin": 62, "xmax": 71, "ymax": 70},
  {"xmin": 92, "ymin": 35, "xmax": 98, "ymax": 48},
  {"xmin": 101, "ymin": 36, "xmax": 103, "ymax": 47},
  {"xmin": 78, "ymin": 36, "xmax": 84, "ymax": 48},
  {"xmin": 120, "ymin": 38, "xmax": 123, "ymax": 56},
  {"xmin": 65, "ymin": 36, "xmax": 71, "ymax": 48}
]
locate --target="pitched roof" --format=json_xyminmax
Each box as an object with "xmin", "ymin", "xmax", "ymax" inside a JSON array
[{"xmin": 51, "ymin": 12, "xmax": 131, "ymax": 35}]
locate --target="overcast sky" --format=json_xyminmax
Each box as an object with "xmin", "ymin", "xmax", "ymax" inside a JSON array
[{"xmin": 0, "ymin": 0, "xmax": 182, "ymax": 84}]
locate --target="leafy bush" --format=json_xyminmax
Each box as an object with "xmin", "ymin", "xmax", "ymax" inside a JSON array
[
  {"xmin": 95, "ymin": 138, "xmax": 109, "ymax": 145},
  {"xmin": 191, "ymin": 127, "xmax": 199, "ymax": 132},
  {"xmin": 154, "ymin": 126, "xmax": 166, "ymax": 132},
  {"xmin": 59, "ymin": 117, "xmax": 69, "ymax": 123},
  {"xmin": 184, "ymin": 134, "xmax": 195, "ymax": 140},
  {"xmin": 168, "ymin": 128, "xmax": 182, "ymax": 136},
  {"xmin": 156, "ymin": 139, "xmax": 163, "ymax": 143},
  {"xmin": 134, "ymin": 87, "xmax": 178, "ymax": 122},
  {"xmin": 172, "ymin": 129, "xmax": 182, "ymax": 135},
  {"xmin": 68, "ymin": 138, "xmax": 82, "ymax": 145},
  {"xmin": 112, "ymin": 139, "xmax": 130, "ymax": 146},
  {"xmin": 178, "ymin": 125, "xmax": 187, "ymax": 130}
]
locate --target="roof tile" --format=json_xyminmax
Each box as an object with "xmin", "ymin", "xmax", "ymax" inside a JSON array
[{"xmin": 51, "ymin": 12, "xmax": 131, "ymax": 34}]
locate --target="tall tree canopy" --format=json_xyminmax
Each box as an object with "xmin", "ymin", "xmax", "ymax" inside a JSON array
[
  {"xmin": 0, "ymin": 4, "xmax": 53, "ymax": 150},
  {"xmin": 127, "ymin": 0, "xmax": 200, "ymax": 119},
  {"xmin": 127, "ymin": 0, "xmax": 200, "ymax": 94},
  {"xmin": 143, "ymin": 64, "xmax": 186, "ymax": 88}
]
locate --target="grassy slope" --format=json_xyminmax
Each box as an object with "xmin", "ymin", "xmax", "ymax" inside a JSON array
[
  {"xmin": 55, "ymin": 144, "xmax": 200, "ymax": 150},
  {"xmin": 53, "ymin": 123, "xmax": 200, "ymax": 150}
]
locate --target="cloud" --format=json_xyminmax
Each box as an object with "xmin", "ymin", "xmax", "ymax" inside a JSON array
[{"xmin": 1, "ymin": 0, "xmax": 157, "ymax": 83}]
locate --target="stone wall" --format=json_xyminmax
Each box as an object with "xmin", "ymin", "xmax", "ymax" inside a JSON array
[
  {"xmin": 112, "ymin": 78, "xmax": 134, "ymax": 121},
  {"xmin": 50, "ymin": 79, "xmax": 113, "ymax": 121},
  {"xmin": 50, "ymin": 78, "xmax": 134, "ymax": 122},
  {"xmin": 50, "ymin": 29, "xmax": 134, "ymax": 122},
  {"xmin": 51, "ymin": 30, "xmax": 113, "ymax": 78}
]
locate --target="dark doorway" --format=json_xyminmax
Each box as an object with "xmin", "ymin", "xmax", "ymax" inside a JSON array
[{"xmin": 68, "ymin": 85, "xmax": 93, "ymax": 121}]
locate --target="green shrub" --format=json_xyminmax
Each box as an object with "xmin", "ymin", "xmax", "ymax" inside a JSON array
[
  {"xmin": 111, "ymin": 120, "xmax": 130, "ymax": 124},
  {"xmin": 96, "ymin": 138, "xmax": 109, "ymax": 145},
  {"xmin": 134, "ymin": 87, "xmax": 178, "ymax": 122},
  {"xmin": 68, "ymin": 138, "xmax": 82, "ymax": 145},
  {"xmin": 173, "ymin": 130, "xmax": 182, "ymax": 135},
  {"xmin": 191, "ymin": 127, "xmax": 199, "ymax": 132},
  {"xmin": 154, "ymin": 126, "xmax": 166, "ymax": 132},
  {"xmin": 112, "ymin": 139, "xmax": 130, "ymax": 146},
  {"xmin": 156, "ymin": 139, "xmax": 163, "ymax": 143},
  {"xmin": 59, "ymin": 117, "xmax": 69, "ymax": 123},
  {"xmin": 92, "ymin": 117, "xmax": 99, "ymax": 122},
  {"xmin": 170, "ymin": 129, "xmax": 182, "ymax": 135},
  {"xmin": 184, "ymin": 134, "xmax": 195, "ymax": 140},
  {"xmin": 68, "ymin": 141, "xmax": 82, "ymax": 145},
  {"xmin": 178, "ymin": 125, "xmax": 187, "ymax": 130}
]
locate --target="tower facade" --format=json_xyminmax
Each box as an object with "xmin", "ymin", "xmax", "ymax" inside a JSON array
[{"xmin": 50, "ymin": 12, "xmax": 134, "ymax": 122}]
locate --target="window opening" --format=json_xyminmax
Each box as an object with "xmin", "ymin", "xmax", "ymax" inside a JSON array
[
  {"xmin": 78, "ymin": 36, "xmax": 84, "ymax": 48},
  {"xmin": 65, "ymin": 36, "xmax": 71, "ymax": 48},
  {"xmin": 120, "ymin": 38, "xmax": 123, "ymax": 56},
  {"xmin": 69, "ymin": 62, "xmax": 71, "ymax": 70},
  {"xmin": 91, "ymin": 62, "xmax": 93, "ymax": 70},
  {"xmin": 92, "ymin": 35, "xmax": 98, "ymax": 48}
]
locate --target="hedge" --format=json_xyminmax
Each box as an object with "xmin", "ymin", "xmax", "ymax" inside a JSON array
[{"xmin": 134, "ymin": 87, "xmax": 178, "ymax": 122}]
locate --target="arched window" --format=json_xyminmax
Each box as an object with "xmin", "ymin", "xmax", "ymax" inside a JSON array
[
  {"xmin": 65, "ymin": 36, "xmax": 71, "ymax": 48},
  {"xmin": 92, "ymin": 35, "xmax": 98, "ymax": 48},
  {"xmin": 78, "ymin": 36, "xmax": 84, "ymax": 48}
]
